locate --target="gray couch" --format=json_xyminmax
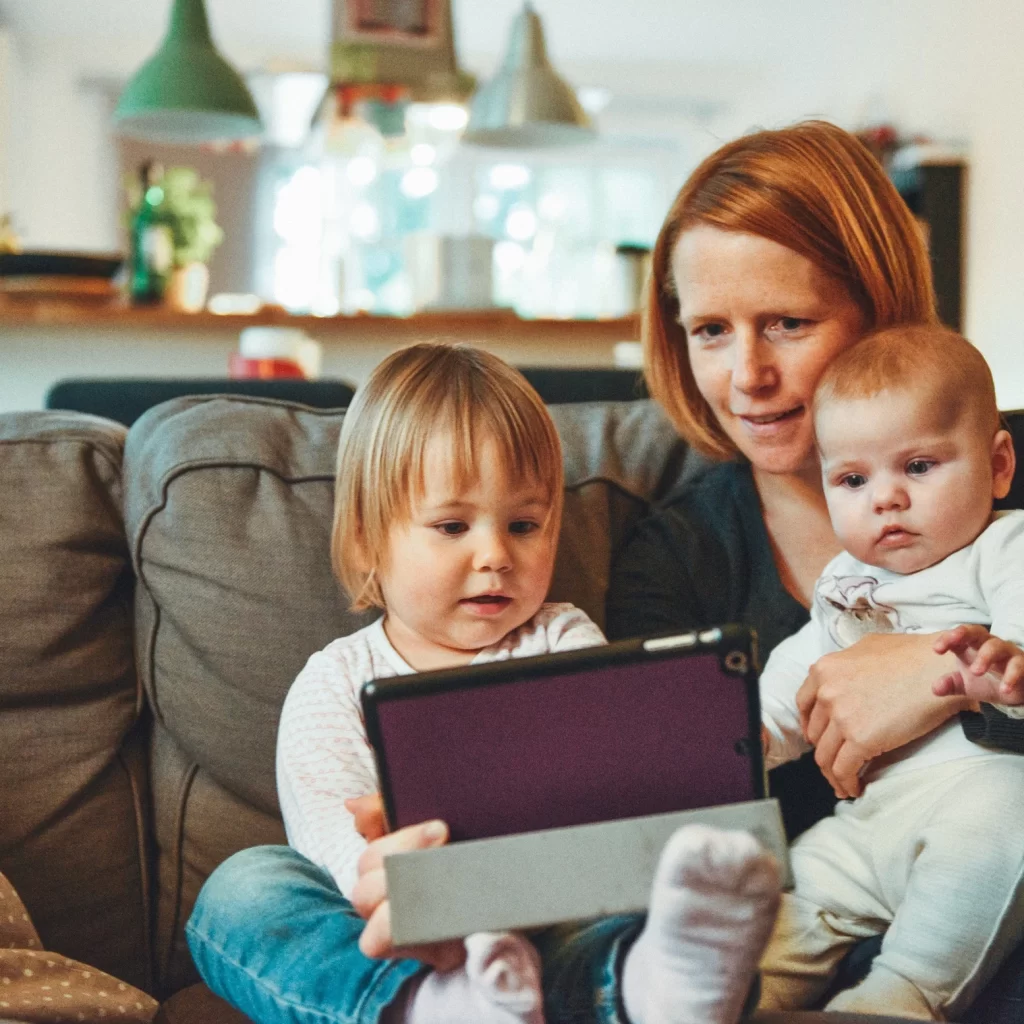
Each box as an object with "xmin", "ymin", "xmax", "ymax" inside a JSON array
[{"xmin": 0, "ymin": 394, "xmax": 704, "ymax": 1021}]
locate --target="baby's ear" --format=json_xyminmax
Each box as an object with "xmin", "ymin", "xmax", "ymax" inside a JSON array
[{"xmin": 991, "ymin": 428, "xmax": 1016, "ymax": 500}]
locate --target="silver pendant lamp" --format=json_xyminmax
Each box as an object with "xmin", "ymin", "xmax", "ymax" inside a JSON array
[{"xmin": 463, "ymin": 2, "xmax": 593, "ymax": 148}]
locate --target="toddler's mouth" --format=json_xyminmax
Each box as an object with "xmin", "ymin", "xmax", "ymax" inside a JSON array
[{"xmin": 461, "ymin": 593, "xmax": 512, "ymax": 608}]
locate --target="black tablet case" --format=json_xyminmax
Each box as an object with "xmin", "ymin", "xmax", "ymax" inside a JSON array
[{"xmin": 362, "ymin": 625, "xmax": 764, "ymax": 842}]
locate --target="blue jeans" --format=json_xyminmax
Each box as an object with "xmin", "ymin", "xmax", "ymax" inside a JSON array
[{"xmin": 186, "ymin": 845, "xmax": 644, "ymax": 1024}]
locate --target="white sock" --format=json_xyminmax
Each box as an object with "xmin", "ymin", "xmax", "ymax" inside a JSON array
[
  {"xmin": 622, "ymin": 824, "xmax": 781, "ymax": 1024},
  {"xmin": 398, "ymin": 931, "xmax": 545, "ymax": 1024}
]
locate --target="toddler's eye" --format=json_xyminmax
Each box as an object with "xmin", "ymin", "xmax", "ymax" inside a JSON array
[
  {"xmin": 778, "ymin": 317, "xmax": 805, "ymax": 331},
  {"xmin": 435, "ymin": 521, "xmax": 468, "ymax": 536},
  {"xmin": 907, "ymin": 460, "xmax": 934, "ymax": 476},
  {"xmin": 509, "ymin": 520, "xmax": 540, "ymax": 536},
  {"xmin": 840, "ymin": 473, "xmax": 867, "ymax": 490}
]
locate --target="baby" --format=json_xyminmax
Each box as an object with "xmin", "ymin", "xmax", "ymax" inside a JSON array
[{"xmin": 757, "ymin": 324, "xmax": 1024, "ymax": 1019}]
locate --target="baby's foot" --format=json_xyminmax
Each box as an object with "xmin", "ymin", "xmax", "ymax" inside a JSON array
[
  {"xmin": 622, "ymin": 824, "xmax": 781, "ymax": 1024},
  {"xmin": 399, "ymin": 931, "xmax": 544, "ymax": 1024}
]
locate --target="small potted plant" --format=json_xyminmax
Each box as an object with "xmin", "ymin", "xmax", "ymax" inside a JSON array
[{"xmin": 126, "ymin": 165, "xmax": 224, "ymax": 311}]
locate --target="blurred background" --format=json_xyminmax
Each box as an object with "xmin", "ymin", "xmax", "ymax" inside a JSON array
[{"xmin": 0, "ymin": 0, "xmax": 1018, "ymax": 411}]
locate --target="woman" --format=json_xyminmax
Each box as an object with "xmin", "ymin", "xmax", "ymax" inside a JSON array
[{"xmin": 605, "ymin": 118, "xmax": 1024, "ymax": 1018}]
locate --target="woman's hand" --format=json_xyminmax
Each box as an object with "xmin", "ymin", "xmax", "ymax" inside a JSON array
[
  {"xmin": 795, "ymin": 632, "xmax": 972, "ymax": 799},
  {"xmin": 350, "ymin": 818, "xmax": 466, "ymax": 971},
  {"xmin": 933, "ymin": 625, "xmax": 1024, "ymax": 705}
]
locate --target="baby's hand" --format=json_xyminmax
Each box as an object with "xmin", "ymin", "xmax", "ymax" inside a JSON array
[{"xmin": 933, "ymin": 625, "xmax": 1024, "ymax": 705}]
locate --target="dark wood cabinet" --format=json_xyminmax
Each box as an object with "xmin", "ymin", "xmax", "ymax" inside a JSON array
[{"xmin": 892, "ymin": 157, "xmax": 965, "ymax": 331}]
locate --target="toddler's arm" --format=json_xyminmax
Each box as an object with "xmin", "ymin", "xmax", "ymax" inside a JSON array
[
  {"xmin": 933, "ymin": 625, "xmax": 1024, "ymax": 717},
  {"xmin": 277, "ymin": 649, "xmax": 381, "ymax": 898}
]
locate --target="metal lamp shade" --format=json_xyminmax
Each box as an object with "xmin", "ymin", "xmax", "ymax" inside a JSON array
[
  {"xmin": 463, "ymin": 3, "xmax": 593, "ymax": 148},
  {"xmin": 114, "ymin": 0, "xmax": 261, "ymax": 144}
]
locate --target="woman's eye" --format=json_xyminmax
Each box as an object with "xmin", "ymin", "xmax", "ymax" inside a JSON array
[
  {"xmin": 907, "ymin": 460, "xmax": 934, "ymax": 476},
  {"xmin": 840, "ymin": 473, "xmax": 867, "ymax": 489},
  {"xmin": 769, "ymin": 317, "xmax": 809, "ymax": 334},
  {"xmin": 509, "ymin": 520, "xmax": 540, "ymax": 536},
  {"xmin": 689, "ymin": 322, "xmax": 728, "ymax": 344},
  {"xmin": 435, "ymin": 521, "xmax": 468, "ymax": 536}
]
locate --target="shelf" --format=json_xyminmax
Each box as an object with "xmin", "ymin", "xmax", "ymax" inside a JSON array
[{"xmin": 0, "ymin": 297, "xmax": 639, "ymax": 342}]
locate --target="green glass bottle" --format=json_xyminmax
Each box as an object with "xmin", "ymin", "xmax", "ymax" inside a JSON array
[{"xmin": 129, "ymin": 162, "xmax": 174, "ymax": 304}]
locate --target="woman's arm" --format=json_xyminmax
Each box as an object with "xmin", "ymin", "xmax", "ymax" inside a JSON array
[{"xmin": 796, "ymin": 632, "xmax": 974, "ymax": 798}]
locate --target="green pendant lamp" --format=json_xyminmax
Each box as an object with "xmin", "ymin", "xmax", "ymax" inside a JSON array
[{"xmin": 114, "ymin": 0, "xmax": 262, "ymax": 144}]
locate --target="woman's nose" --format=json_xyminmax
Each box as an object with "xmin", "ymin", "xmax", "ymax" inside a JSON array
[{"xmin": 731, "ymin": 334, "xmax": 776, "ymax": 394}]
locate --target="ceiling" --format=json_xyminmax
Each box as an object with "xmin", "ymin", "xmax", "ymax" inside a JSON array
[{"xmin": 0, "ymin": 0, "xmax": 877, "ymax": 70}]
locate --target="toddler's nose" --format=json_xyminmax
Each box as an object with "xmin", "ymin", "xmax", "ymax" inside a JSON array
[{"xmin": 475, "ymin": 530, "xmax": 512, "ymax": 573}]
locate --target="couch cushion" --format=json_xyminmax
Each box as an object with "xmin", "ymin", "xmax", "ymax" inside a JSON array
[
  {"xmin": 0, "ymin": 412, "xmax": 151, "ymax": 992},
  {"xmin": 123, "ymin": 394, "xmax": 699, "ymax": 994}
]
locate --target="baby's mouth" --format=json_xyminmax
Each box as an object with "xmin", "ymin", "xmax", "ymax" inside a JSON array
[
  {"xmin": 878, "ymin": 526, "xmax": 914, "ymax": 546},
  {"xmin": 461, "ymin": 594, "xmax": 511, "ymax": 606}
]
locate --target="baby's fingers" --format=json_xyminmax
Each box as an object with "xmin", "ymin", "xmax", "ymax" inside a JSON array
[
  {"xmin": 933, "ymin": 671, "xmax": 965, "ymax": 697},
  {"xmin": 969, "ymin": 636, "xmax": 1013, "ymax": 676},
  {"xmin": 999, "ymin": 655, "xmax": 1024, "ymax": 703},
  {"xmin": 934, "ymin": 624, "xmax": 988, "ymax": 655}
]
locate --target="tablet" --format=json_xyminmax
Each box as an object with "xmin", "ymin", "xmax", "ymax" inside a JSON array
[{"xmin": 361, "ymin": 624, "xmax": 764, "ymax": 842}]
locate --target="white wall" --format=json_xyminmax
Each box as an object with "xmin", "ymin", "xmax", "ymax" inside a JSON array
[{"xmin": 2, "ymin": 0, "xmax": 1024, "ymax": 401}]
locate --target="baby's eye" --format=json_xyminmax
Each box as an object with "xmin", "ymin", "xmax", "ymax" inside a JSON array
[
  {"xmin": 840, "ymin": 473, "xmax": 867, "ymax": 490},
  {"xmin": 509, "ymin": 519, "xmax": 540, "ymax": 536},
  {"xmin": 435, "ymin": 521, "xmax": 468, "ymax": 537},
  {"xmin": 906, "ymin": 459, "xmax": 935, "ymax": 476}
]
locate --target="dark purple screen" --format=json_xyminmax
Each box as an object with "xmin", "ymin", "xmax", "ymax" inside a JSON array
[{"xmin": 376, "ymin": 652, "xmax": 757, "ymax": 841}]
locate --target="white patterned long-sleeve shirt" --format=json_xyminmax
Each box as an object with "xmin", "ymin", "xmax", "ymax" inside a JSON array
[{"xmin": 276, "ymin": 602, "xmax": 606, "ymax": 899}]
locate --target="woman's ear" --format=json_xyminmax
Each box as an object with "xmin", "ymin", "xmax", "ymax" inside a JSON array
[{"xmin": 991, "ymin": 428, "xmax": 1016, "ymax": 500}]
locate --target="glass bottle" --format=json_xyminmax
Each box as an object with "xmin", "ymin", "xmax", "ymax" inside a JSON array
[{"xmin": 129, "ymin": 162, "xmax": 173, "ymax": 305}]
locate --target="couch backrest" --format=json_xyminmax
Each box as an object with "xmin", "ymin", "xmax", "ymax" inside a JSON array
[
  {"xmin": 0, "ymin": 412, "xmax": 151, "ymax": 992},
  {"xmin": 121, "ymin": 394, "xmax": 701, "ymax": 993},
  {"xmin": 6, "ymin": 398, "xmax": 1024, "ymax": 997}
]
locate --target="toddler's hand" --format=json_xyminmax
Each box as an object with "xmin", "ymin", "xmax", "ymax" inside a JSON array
[
  {"xmin": 933, "ymin": 625, "xmax": 1024, "ymax": 705},
  {"xmin": 345, "ymin": 793, "xmax": 387, "ymax": 841},
  {"xmin": 351, "ymin": 818, "xmax": 466, "ymax": 971}
]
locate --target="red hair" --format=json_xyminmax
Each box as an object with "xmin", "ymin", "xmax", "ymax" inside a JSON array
[{"xmin": 643, "ymin": 120, "xmax": 938, "ymax": 459}]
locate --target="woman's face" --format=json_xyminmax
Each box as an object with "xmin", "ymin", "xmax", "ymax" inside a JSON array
[{"xmin": 671, "ymin": 225, "xmax": 867, "ymax": 476}]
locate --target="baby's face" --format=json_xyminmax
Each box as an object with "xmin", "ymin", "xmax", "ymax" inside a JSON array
[{"xmin": 817, "ymin": 390, "xmax": 1010, "ymax": 573}]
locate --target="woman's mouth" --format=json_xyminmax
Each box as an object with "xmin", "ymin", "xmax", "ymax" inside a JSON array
[{"xmin": 738, "ymin": 406, "xmax": 804, "ymax": 430}]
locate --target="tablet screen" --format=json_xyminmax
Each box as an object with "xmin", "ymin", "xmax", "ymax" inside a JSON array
[{"xmin": 365, "ymin": 639, "xmax": 762, "ymax": 841}]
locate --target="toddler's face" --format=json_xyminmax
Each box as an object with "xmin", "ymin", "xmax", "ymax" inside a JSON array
[
  {"xmin": 377, "ymin": 434, "xmax": 558, "ymax": 671},
  {"xmin": 817, "ymin": 389, "xmax": 1013, "ymax": 573}
]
